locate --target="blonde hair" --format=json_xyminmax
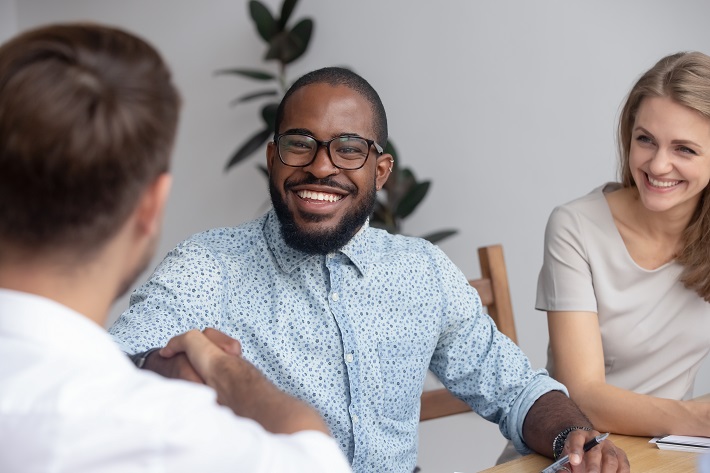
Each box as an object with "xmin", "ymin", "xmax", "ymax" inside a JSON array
[{"xmin": 618, "ymin": 51, "xmax": 710, "ymax": 301}]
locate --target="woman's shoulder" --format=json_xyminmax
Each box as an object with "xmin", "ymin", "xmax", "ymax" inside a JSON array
[{"xmin": 550, "ymin": 182, "xmax": 619, "ymax": 220}]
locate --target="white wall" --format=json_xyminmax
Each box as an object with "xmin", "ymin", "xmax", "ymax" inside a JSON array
[
  {"xmin": 0, "ymin": 0, "xmax": 17, "ymax": 42},
  {"xmin": 11, "ymin": 1, "xmax": 710, "ymax": 471}
]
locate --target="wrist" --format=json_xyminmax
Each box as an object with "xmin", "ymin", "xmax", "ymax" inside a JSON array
[
  {"xmin": 552, "ymin": 426, "xmax": 592, "ymax": 459},
  {"xmin": 128, "ymin": 347, "xmax": 161, "ymax": 369}
]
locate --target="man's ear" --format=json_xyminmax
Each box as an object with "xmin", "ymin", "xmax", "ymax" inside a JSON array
[
  {"xmin": 375, "ymin": 153, "xmax": 394, "ymax": 191},
  {"xmin": 135, "ymin": 173, "xmax": 172, "ymax": 237},
  {"xmin": 266, "ymin": 141, "xmax": 276, "ymax": 176}
]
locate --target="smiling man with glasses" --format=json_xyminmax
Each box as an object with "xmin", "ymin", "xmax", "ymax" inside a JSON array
[
  {"xmin": 111, "ymin": 67, "xmax": 629, "ymax": 473},
  {"xmin": 266, "ymin": 77, "xmax": 392, "ymax": 255}
]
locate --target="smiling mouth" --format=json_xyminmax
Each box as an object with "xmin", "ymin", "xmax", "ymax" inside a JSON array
[
  {"xmin": 296, "ymin": 190, "xmax": 344, "ymax": 202},
  {"xmin": 646, "ymin": 174, "xmax": 681, "ymax": 188}
]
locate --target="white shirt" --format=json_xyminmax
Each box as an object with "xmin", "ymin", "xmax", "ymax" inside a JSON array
[{"xmin": 0, "ymin": 289, "xmax": 351, "ymax": 473}]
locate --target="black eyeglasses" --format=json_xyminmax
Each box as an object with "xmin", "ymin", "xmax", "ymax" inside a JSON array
[{"xmin": 275, "ymin": 132, "xmax": 384, "ymax": 170}]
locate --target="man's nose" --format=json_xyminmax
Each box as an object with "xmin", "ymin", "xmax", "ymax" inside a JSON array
[{"xmin": 304, "ymin": 144, "xmax": 339, "ymax": 177}]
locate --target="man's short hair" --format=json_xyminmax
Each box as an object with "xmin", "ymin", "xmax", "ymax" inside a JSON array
[
  {"xmin": 0, "ymin": 23, "xmax": 180, "ymax": 255},
  {"xmin": 274, "ymin": 67, "xmax": 388, "ymax": 146}
]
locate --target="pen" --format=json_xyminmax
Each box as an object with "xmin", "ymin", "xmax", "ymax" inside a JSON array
[{"xmin": 541, "ymin": 432, "xmax": 610, "ymax": 473}]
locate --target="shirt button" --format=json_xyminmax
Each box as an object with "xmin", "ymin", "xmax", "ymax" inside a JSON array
[
  {"xmin": 345, "ymin": 353, "xmax": 354, "ymax": 363},
  {"xmin": 331, "ymin": 292, "xmax": 339, "ymax": 301},
  {"xmin": 352, "ymin": 414, "xmax": 359, "ymax": 423}
]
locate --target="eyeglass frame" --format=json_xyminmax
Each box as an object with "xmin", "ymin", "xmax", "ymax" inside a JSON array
[{"xmin": 273, "ymin": 132, "xmax": 384, "ymax": 170}]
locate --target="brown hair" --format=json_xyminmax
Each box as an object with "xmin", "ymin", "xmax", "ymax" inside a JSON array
[
  {"xmin": 618, "ymin": 51, "xmax": 710, "ymax": 301},
  {"xmin": 0, "ymin": 23, "xmax": 180, "ymax": 255}
]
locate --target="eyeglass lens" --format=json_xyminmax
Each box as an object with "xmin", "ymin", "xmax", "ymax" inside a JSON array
[{"xmin": 278, "ymin": 134, "xmax": 370, "ymax": 170}]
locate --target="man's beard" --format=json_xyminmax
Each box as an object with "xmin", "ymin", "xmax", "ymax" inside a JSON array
[{"xmin": 269, "ymin": 174, "xmax": 376, "ymax": 255}]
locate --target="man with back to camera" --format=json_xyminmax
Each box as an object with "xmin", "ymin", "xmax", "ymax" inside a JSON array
[
  {"xmin": 0, "ymin": 23, "xmax": 351, "ymax": 472},
  {"xmin": 111, "ymin": 66, "xmax": 630, "ymax": 472}
]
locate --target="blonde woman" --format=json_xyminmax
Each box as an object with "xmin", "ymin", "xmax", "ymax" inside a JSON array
[{"xmin": 538, "ymin": 51, "xmax": 710, "ymax": 437}]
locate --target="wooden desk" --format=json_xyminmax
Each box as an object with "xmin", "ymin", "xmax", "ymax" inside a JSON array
[
  {"xmin": 480, "ymin": 394, "xmax": 709, "ymax": 473},
  {"xmin": 479, "ymin": 433, "xmax": 699, "ymax": 472}
]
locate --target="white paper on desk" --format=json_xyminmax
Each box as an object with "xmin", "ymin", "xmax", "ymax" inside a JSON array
[{"xmin": 652, "ymin": 435, "xmax": 710, "ymax": 453}]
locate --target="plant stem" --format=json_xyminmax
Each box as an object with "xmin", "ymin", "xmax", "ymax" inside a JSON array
[{"xmin": 278, "ymin": 61, "xmax": 287, "ymax": 93}]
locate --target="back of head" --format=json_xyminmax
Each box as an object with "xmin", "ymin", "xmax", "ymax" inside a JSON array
[
  {"xmin": 274, "ymin": 66, "xmax": 388, "ymax": 145},
  {"xmin": 0, "ymin": 23, "xmax": 180, "ymax": 258},
  {"xmin": 618, "ymin": 51, "xmax": 710, "ymax": 186}
]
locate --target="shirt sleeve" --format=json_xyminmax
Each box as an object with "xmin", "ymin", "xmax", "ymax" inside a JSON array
[
  {"xmin": 109, "ymin": 239, "xmax": 229, "ymax": 354},
  {"xmin": 179, "ymin": 403, "xmax": 353, "ymax": 473},
  {"xmin": 536, "ymin": 205, "xmax": 598, "ymax": 313},
  {"xmin": 426, "ymin": 245, "xmax": 567, "ymax": 455},
  {"xmin": 160, "ymin": 382, "xmax": 353, "ymax": 473},
  {"xmin": 61, "ymin": 372, "xmax": 352, "ymax": 473}
]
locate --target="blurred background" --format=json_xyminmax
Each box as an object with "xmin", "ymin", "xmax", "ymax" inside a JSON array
[{"xmin": 2, "ymin": 1, "xmax": 709, "ymax": 470}]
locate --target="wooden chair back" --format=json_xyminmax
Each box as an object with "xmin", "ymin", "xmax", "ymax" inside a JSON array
[{"xmin": 419, "ymin": 244, "xmax": 518, "ymax": 421}]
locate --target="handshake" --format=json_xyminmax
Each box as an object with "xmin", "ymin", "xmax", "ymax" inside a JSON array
[{"xmin": 141, "ymin": 328, "xmax": 329, "ymax": 436}]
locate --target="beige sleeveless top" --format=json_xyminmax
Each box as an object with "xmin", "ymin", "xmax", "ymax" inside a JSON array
[{"xmin": 536, "ymin": 183, "xmax": 710, "ymax": 399}]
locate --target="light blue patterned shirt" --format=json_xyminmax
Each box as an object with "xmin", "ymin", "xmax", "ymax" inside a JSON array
[{"xmin": 110, "ymin": 209, "xmax": 565, "ymax": 473}]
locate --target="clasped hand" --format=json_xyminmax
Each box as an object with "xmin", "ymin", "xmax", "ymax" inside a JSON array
[{"xmin": 145, "ymin": 328, "xmax": 242, "ymax": 384}]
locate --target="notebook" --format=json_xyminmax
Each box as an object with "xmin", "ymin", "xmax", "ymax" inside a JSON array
[{"xmin": 650, "ymin": 435, "xmax": 710, "ymax": 453}]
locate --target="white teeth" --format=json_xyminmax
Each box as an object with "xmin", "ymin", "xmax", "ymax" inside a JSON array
[
  {"xmin": 648, "ymin": 176, "xmax": 680, "ymax": 188},
  {"xmin": 297, "ymin": 190, "xmax": 343, "ymax": 202}
]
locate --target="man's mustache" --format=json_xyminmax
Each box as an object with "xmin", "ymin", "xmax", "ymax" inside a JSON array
[{"xmin": 284, "ymin": 176, "xmax": 357, "ymax": 194}]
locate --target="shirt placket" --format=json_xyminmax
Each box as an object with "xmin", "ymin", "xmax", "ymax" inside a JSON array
[{"xmin": 325, "ymin": 252, "xmax": 365, "ymax": 468}]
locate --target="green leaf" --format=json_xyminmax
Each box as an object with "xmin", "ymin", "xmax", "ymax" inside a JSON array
[
  {"xmin": 249, "ymin": 0, "xmax": 278, "ymax": 42},
  {"xmin": 421, "ymin": 229, "xmax": 458, "ymax": 244},
  {"xmin": 225, "ymin": 128, "xmax": 272, "ymax": 171},
  {"xmin": 265, "ymin": 19, "xmax": 313, "ymax": 64},
  {"xmin": 261, "ymin": 103, "xmax": 279, "ymax": 132},
  {"xmin": 263, "ymin": 33, "xmax": 292, "ymax": 63},
  {"xmin": 214, "ymin": 68, "xmax": 276, "ymax": 81},
  {"xmin": 384, "ymin": 140, "xmax": 398, "ymax": 160},
  {"xmin": 371, "ymin": 200, "xmax": 396, "ymax": 226},
  {"xmin": 256, "ymin": 163, "xmax": 269, "ymax": 178},
  {"xmin": 229, "ymin": 89, "xmax": 279, "ymax": 106},
  {"xmin": 370, "ymin": 202, "xmax": 385, "ymax": 221},
  {"xmin": 385, "ymin": 165, "xmax": 415, "ymax": 195},
  {"xmin": 400, "ymin": 167, "xmax": 416, "ymax": 181},
  {"xmin": 278, "ymin": 0, "xmax": 298, "ymax": 29},
  {"xmin": 265, "ymin": 31, "xmax": 292, "ymax": 62},
  {"xmin": 370, "ymin": 221, "xmax": 397, "ymax": 234},
  {"xmin": 285, "ymin": 18, "xmax": 313, "ymax": 64},
  {"xmin": 395, "ymin": 181, "xmax": 430, "ymax": 218}
]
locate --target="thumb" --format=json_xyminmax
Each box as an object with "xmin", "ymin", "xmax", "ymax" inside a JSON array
[
  {"xmin": 203, "ymin": 327, "xmax": 242, "ymax": 357},
  {"xmin": 160, "ymin": 330, "xmax": 215, "ymax": 365}
]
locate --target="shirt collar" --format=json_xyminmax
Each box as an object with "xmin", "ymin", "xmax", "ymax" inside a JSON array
[
  {"xmin": 0, "ymin": 288, "xmax": 133, "ymax": 366},
  {"xmin": 263, "ymin": 208, "xmax": 372, "ymax": 276}
]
